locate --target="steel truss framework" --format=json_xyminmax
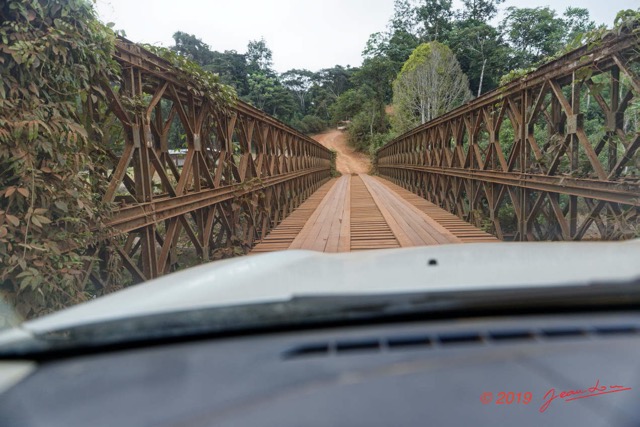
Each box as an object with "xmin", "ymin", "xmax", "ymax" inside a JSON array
[
  {"xmin": 88, "ymin": 40, "xmax": 332, "ymax": 285},
  {"xmin": 376, "ymin": 32, "xmax": 640, "ymax": 241}
]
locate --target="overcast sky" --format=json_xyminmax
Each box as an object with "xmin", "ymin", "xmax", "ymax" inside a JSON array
[{"xmin": 94, "ymin": 0, "xmax": 638, "ymax": 73}]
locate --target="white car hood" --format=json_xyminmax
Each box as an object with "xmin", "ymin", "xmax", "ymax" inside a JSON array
[{"xmin": 4, "ymin": 240, "xmax": 640, "ymax": 337}]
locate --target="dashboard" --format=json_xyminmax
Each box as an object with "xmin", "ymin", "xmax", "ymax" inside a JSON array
[{"xmin": 1, "ymin": 311, "xmax": 639, "ymax": 427}]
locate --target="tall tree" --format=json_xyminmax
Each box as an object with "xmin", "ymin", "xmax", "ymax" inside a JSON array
[
  {"xmin": 393, "ymin": 42, "xmax": 472, "ymax": 132},
  {"xmin": 244, "ymin": 38, "xmax": 298, "ymax": 120},
  {"xmin": 304, "ymin": 65, "xmax": 355, "ymax": 121},
  {"xmin": 247, "ymin": 73, "xmax": 295, "ymax": 119},
  {"xmin": 330, "ymin": 88, "xmax": 369, "ymax": 123},
  {"xmin": 460, "ymin": 0, "xmax": 505, "ymax": 22},
  {"xmin": 500, "ymin": 7, "xmax": 565, "ymax": 67},
  {"xmin": 205, "ymin": 50, "xmax": 249, "ymax": 96},
  {"xmin": 315, "ymin": 66, "xmax": 354, "ymax": 99},
  {"xmin": 363, "ymin": 30, "xmax": 419, "ymax": 72},
  {"xmin": 449, "ymin": 20, "xmax": 508, "ymax": 96},
  {"xmin": 353, "ymin": 56, "xmax": 396, "ymax": 104},
  {"xmin": 390, "ymin": 0, "xmax": 420, "ymax": 35},
  {"xmin": 563, "ymin": 7, "xmax": 596, "ymax": 43},
  {"xmin": 246, "ymin": 38, "xmax": 273, "ymax": 73},
  {"xmin": 280, "ymin": 69, "xmax": 315, "ymax": 114},
  {"xmin": 415, "ymin": 0, "xmax": 454, "ymax": 42},
  {"xmin": 171, "ymin": 31, "xmax": 213, "ymax": 66},
  {"xmin": 362, "ymin": 0, "xmax": 421, "ymax": 73}
]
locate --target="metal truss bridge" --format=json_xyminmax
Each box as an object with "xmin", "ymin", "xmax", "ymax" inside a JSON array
[{"xmin": 85, "ymin": 31, "xmax": 639, "ymax": 286}]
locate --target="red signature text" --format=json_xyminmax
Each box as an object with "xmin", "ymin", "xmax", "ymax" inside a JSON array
[{"xmin": 539, "ymin": 379, "xmax": 632, "ymax": 413}]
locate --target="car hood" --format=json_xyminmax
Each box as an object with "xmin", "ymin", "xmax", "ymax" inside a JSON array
[{"xmin": 2, "ymin": 240, "xmax": 640, "ymax": 338}]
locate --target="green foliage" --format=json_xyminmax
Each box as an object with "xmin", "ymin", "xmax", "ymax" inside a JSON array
[
  {"xmin": 247, "ymin": 72, "xmax": 295, "ymax": 120},
  {"xmin": 246, "ymin": 38, "xmax": 273, "ymax": 72},
  {"xmin": 613, "ymin": 9, "xmax": 640, "ymax": 32},
  {"xmin": 369, "ymin": 131, "xmax": 398, "ymax": 156},
  {"xmin": 329, "ymin": 149, "xmax": 340, "ymax": 177},
  {"xmin": 448, "ymin": 19, "xmax": 509, "ymax": 95},
  {"xmin": 348, "ymin": 106, "xmax": 390, "ymax": 152},
  {"xmin": 281, "ymin": 69, "xmax": 315, "ymax": 112},
  {"xmin": 415, "ymin": 0, "xmax": 455, "ymax": 42},
  {"xmin": 500, "ymin": 6, "xmax": 567, "ymax": 67},
  {"xmin": 364, "ymin": 30, "xmax": 419, "ymax": 71},
  {"xmin": 460, "ymin": 0, "xmax": 505, "ymax": 22},
  {"xmin": 393, "ymin": 42, "xmax": 472, "ymax": 133},
  {"xmin": 499, "ymin": 66, "xmax": 536, "ymax": 86},
  {"xmin": 353, "ymin": 56, "xmax": 396, "ymax": 104},
  {"xmin": 164, "ymin": 32, "xmax": 360, "ymax": 132},
  {"xmin": 0, "ymin": 0, "xmax": 121, "ymax": 318},
  {"xmin": 205, "ymin": 50, "xmax": 249, "ymax": 96},
  {"xmin": 563, "ymin": 7, "xmax": 597, "ymax": 42},
  {"xmin": 330, "ymin": 89, "xmax": 368, "ymax": 124},
  {"xmin": 144, "ymin": 45, "xmax": 237, "ymax": 112},
  {"xmin": 171, "ymin": 31, "xmax": 214, "ymax": 66},
  {"xmin": 314, "ymin": 66, "xmax": 355, "ymax": 100},
  {"xmin": 145, "ymin": 43, "xmax": 238, "ymax": 152},
  {"xmin": 499, "ymin": 7, "xmax": 640, "ymax": 86},
  {"xmin": 398, "ymin": 42, "xmax": 444, "ymax": 74},
  {"xmin": 290, "ymin": 115, "xmax": 327, "ymax": 135}
]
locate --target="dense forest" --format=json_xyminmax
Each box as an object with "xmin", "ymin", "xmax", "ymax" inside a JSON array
[{"xmin": 166, "ymin": 0, "xmax": 605, "ymax": 154}]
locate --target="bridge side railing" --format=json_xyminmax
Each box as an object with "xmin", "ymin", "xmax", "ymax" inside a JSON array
[
  {"xmin": 376, "ymin": 31, "xmax": 640, "ymax": 241},
  {"xmin": 89, "ymin": 39, "xmax": 332, "ymax": 285}
]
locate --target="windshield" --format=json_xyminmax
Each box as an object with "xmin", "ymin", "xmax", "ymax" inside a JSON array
[{"xmin": 1, "ymin": 0, "xmax": 639, "ymax": 339}]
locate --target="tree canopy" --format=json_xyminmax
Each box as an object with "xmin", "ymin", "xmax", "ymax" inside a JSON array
[
  {"xmin": 393, "ymin": 42, "xmax": 471, "ymax": 132},
  {"xmin": 162, "ymin": 0, "xmax": 623, "ymax": 156}
]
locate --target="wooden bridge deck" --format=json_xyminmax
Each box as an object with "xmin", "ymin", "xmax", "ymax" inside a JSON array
[{"xmin": 251, "ymin": 174, "xmax": 498, "ymax": 254}]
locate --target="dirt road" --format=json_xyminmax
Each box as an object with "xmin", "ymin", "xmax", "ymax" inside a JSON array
[{"xmin": 311, "ymin": 129, "xmax": 371, "ymax": 175}]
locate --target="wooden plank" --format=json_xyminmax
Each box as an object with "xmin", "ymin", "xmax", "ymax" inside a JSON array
[
  {"xmin": 327, "ymin": 175, "xmax": 351, "ymax": 252},
  {"xmin": 349, "ymin": 175, "xmax": 399, "ymax": 251},
  {"xmin": 375, "ymin": 176, "xmax": 499, "ymax": 243},
  {"xmin": 253, "ymin": 173, "xmax": 498, "ymax": 254},
  {"xmin": 250, "ymin": 179, "xmax": 336, "ymax": 253},
  {"xmin": 364, "ymin": 178, "xmax": 444, "ymax": 245},
  {"xmin": 306, "ymin": 176, "xmax": 349, "ymax": 251},
  {"xmin": 289, "ymin": 176, "xmax": 347, "ymax": 251},
  {"xmin": 364, "ymin": 175, "xmax": 461, "ymax": 245},
  {"xmin": 357, "ymin": 175, "xmax": 415, "ymax": 247}
]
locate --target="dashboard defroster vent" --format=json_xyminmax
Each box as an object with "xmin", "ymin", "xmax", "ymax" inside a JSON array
[{"xmin": 283, "ymin": 324, "xmax": 639, "ymax": 359}]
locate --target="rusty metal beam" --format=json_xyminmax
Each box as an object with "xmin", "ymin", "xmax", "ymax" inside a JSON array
[
  {"xmin": 107, "ymin": 168, "xmax": 329, "ymax": 233},
  {"xmin": 376, "ymin": 30, "xmax": 640, "ymax": 241},
  {"xmin": 89, "ymin": 39, "xmax": 333, "ymax": 283},
  {"xmin": 378, "ymin": 165, "xmax": 639, "ymax": 206}
]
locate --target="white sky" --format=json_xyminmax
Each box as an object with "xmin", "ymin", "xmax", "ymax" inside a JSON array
[{"xmin": 94, "ymin": 0, "xmax": 639, "ymax": 73}]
